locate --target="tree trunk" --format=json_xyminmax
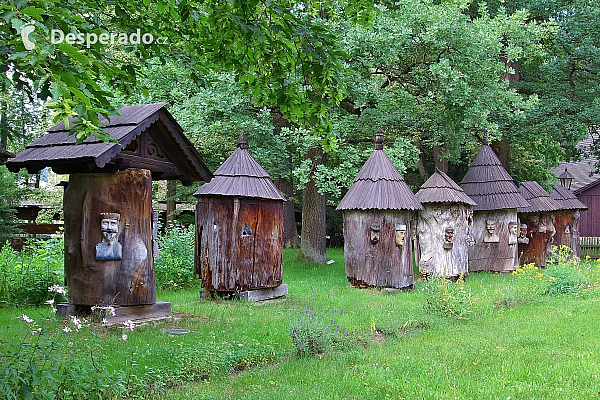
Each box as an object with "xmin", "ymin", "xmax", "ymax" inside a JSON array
[
  {"xmin": 415, "ymin": 140, "xmax": 429, "ymax": 179},
  {"xmin": 272, "ymin": 107, "xmax": 299, "ymax": 248},
  {"xmin": 166, "ymin": 180, "xmax": 176, "ymax": 229},
  {"xmin": 433, "ymin": 144, "xmax": 448, "ymax": 173},
  {"xmin": 298, "ymin": 147, "xmax": 327, "ymax": 264},
  {"xmin": 491, "ymin": 140, "xmax": 510, "ymax": 171},
  {"xmin": 275, "ymin": 178, "xmax": 299, "ymax": 248}
]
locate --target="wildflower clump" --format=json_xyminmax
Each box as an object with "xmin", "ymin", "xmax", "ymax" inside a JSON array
[
  {"xmin": 289, "ymin": 302, "xmax": 344, "ymax": 357},
  {"xmin": 423, "ymin": 274, "xmax": 473, "ymax": 320}
]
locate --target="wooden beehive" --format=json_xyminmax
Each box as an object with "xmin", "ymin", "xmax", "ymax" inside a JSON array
[
  {"xmin": 517, "ymin": 181, "xmax": 562, "ymax": 267},
  {"xmin": 550, "ymin": 185, "xmax": 588, "ymax": 258},
  {"xmin": 415, "ymin": 169, "xmax": 477, "ymax": 278},
  {"xmin": 8, "ymin": 103, "xmax": 212, "ymax": 307},
  {"xmin": 194, "ymin": 133, "xmax": 285, "ymax": 294},
  {"xmin": 336, "ymin": 131, "xmax": 422, "ymax": 289},
  {"xmin": 460, "ymin": 145, "xmax": 530, "ymax": 272}
]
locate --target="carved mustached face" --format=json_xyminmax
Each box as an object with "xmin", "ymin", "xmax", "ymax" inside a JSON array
[
  {"xmin": 370, "ymin": 223, "xmax": 381, "ymax": 244},
  {"xmin": 101, "ymin": 218, "xmax": 119, "ymax": 243}
]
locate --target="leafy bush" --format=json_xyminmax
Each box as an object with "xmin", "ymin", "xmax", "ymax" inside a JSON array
[
  {"xmin": 0, "ymin": 319, "xmax": 127, "ymax": 400},
  {"xmin": 424, "ymin": 274, "xmax": 473, "ymax": 320},
  {"xmin": 155, "ymin": 224, "xmax": 196, "ymax": 290},
  {"xmin": 289, "ymin": 303, "xmax": 345, "ymax": 356},
  {"xmin": 542, "ymin": 263, "xmax": 588, "ymax": 295},
  {"xmin": 0, "ymin": 238, "xmax": 66, "ymax": 306}
]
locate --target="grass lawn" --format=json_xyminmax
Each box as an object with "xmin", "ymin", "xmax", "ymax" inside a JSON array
[{"xmin": 2, "ymin": 248, "xmax": 600, "ymax": 399}]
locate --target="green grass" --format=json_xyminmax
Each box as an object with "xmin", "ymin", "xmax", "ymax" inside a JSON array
[{"xmin": 2, "ymin": 249, "xmax": 600, "ymax": 399}]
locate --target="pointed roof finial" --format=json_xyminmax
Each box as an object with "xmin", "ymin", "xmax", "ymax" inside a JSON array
[
  {"xmin": 237, "ymin": 131, "xmax": 249, "ymax": 150},
  {"xmin": 375, "ymin": 128, "xmax": 384, "ymax": 150}
]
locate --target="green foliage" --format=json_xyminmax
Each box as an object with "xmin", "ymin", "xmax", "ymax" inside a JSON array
[
  {"xmin": 0, "ymin": 238, "xmax": 65, "ymax": 306},
  {"xmin": 289, "ymin": 301, "xmax": 345, "ymax": 357},
  {"xmin": 155, "ymin": 224, "xmax": 195, "ymax": 291},
  {"xmin": 0, "ymin": 166, "xmax": 28, "ymax": 243},
  {"xmin": 424, "ymin": 275, "xmax": 473, "ymax": 320},
  {"xmin": 2, "ymin": 0, "xmax": 374, "ymax": 143},
  {"xmin": 0, "ymin": 333, "xmax": 127, "ymax": 400},
  {"xmin": 542, "ymin": 263, "xmax": 588, "ymax": 295}
]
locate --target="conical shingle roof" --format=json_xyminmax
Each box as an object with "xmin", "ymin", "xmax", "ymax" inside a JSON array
[
  {"xmin": 336, "ymin": 131, "xmax": 422, "ymax": 211},
  {"xmin": 415, "ymin": 168, "xmax": 477, "ymax": 206},
  {"xmin": 550, "ymin": 185, "xmax": 588, "ymax": 211},
  {"xmin": 194, "ymin": 133, "xmax": 285, "ymax": 200},
  {"xmin": 460, "ymin": 145, "xmax": 529, "ymax": 211},
  {"xmin": 518, "ymin": 181, "xmax": 562, "ymax": 213}
]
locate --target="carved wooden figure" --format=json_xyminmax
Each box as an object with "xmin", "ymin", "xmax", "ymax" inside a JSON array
[
  {"xmin": 550, "ymin": 185, "xmax": 588, "ymax": 258},
  {"xmin": 337, "ymin": 130, "xmax": 422, "ymax": 289},
  {"xmin": 517, "ymin": 181, "xmax": 562, "ymax": 267},
  {"xmin": 460, "ymin": 145, "xmax": 530, "ymax": 272},
  {"xmin": 415, "ymin": 169, "xmax": 477, "ymax": 278},
  {"xmin": 194, "ymin": 133, "xmax": 287, "ymax": 298}
]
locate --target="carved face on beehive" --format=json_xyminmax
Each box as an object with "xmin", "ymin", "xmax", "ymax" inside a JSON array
[
  {"xmin": 370, "ymin": 223, "xmax": 381, "ymax": 245},
  {"xmin": 395, "ymin": 224, "xmax": 406, "ymax": 246}
]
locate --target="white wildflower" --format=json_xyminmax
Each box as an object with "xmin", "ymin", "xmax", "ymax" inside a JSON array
[
  {"xmin": 122, "ymin": 333, "xmax": 128, "ymax": 341},
  {"xmin": 22, "ymin": 314, "xmax": 34, "ymax": 323},
  {"xmin": 123, "ymin": 320, "xmax": 135, "ymax": 331},
  {"xmin": 48, "ymin": 285, "xmax": 67, "ymax": 296},
  {"xmin": 63, "ymin": 326, "xmax": 72, "ymax": 333}
]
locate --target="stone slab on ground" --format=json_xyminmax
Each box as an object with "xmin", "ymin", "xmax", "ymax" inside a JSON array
[{"xmin": 56, "ymin": 302, "xmax": 172, "ymax": 325}]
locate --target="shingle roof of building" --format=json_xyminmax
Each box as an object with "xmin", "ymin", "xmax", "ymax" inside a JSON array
[
  {"xmin": 460, "ymin": 144, "xmax": 530, "ymax": 211},
  {"xmin": 336, "ymin": 131, "xmax": 422, "ymax": 211},
  {"xmin": 194, "ymin": 132, "xmax": 285, "ymax": 200},
  {"xmin": 0, "ymin": 148, "xmax": 14, "ymax": 165},
  {"xmin": 550, "ymin": 129, "xmax": 600, "ymax": 192},
  {"xmin": 550, "ymin": 185, "xmax": 588, "ymax": 210},
  {"xmin": 415, "ymin": 168, "xmax": 477, "ymax": 206},
  {"xmin": 518, "ymin": 181, "xmax": 562, "ymax": 213},
  {"xmin": 6, "ymin": 103, "xmax": 212, "ymax": 185}
]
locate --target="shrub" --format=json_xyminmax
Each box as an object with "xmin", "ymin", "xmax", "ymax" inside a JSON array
[
  {"xmin": 0, "ymin": 315, "xmax": 127, "ymax": 400},
  {"xmin": 423, "ymin": 274, "xmax": 473, "ymax": 320},
  {"xmin": 289, "ymin": 303, "xmax": 344, "ymax": 357},
  {"xmin": 0, "ymin": 238, "xmax": 66, "ymax": 306},
  {"xmin": 155, "ymin": 224, "xmax": 195, "ymax": 290},
  {"xmin": 542, "ymin": 263, "xmax": 588, "ymax": 295}
]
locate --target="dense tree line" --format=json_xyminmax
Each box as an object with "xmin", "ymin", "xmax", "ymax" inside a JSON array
[{"xmin": 1, "ymin": 0, "xmax": 598, "ymax": 262}]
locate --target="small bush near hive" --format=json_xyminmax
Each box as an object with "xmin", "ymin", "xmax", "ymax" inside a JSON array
[
  {"xmin": 155, "ymin": 223, "xmax": 195, "ymax": 290},
  {"xmin": 423, "ymin": 274, "xmax": 473, "ymax": 320},
  {"xmin": 0, "ymin": 237, "xmax": 66, "ymax": 306},
  {"xmin": 289, "ymin": 302, "xmax": 345, "ymax": 357},
  {"xmin": 542, "ymin": 263, "xmax": 588, "ymax": 295}
]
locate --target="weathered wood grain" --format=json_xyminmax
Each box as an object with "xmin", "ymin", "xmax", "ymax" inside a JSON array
[
  {"xmin": 63, "ymin": 169, "xmax": 155, "ymax": 306},
  {"xmin": 518, "ymin": 213, "xmax": 556, "ymax": 267},
  {"xmin": 552, "ymin": 211, "xmax": 582, "ymax": 258},
  {"xmin": 342, "ymin": 210, "xmax": 415, "ymax": 289},
  {"xmin": 196, "ymin": 197, "xmax": 283, "ymax": 292},
  {"xmin": 417, "ymin": 204, "xmax": 470, "ymax": 277},
  {"xmin": 468, "ymin": 210, "xmax": 519, "ymax": 272}
]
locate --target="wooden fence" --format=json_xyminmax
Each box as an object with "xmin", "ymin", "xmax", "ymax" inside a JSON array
[{"xmin": 580, "ymin": 237, "xmax": 600, "ymax": 259}]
